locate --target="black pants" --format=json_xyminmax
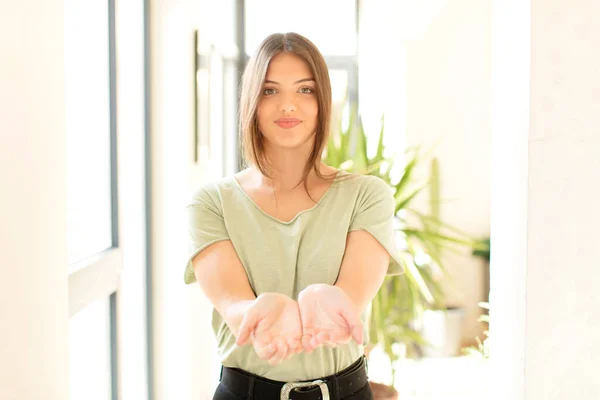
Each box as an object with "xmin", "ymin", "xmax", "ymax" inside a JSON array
[{"xmin": 213, "ymin": 357, "xmax": 374, "ymax": 400}]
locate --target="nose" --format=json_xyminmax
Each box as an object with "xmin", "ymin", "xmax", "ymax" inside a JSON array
[{"xmin": 279, "ymin": 96, "xmax": 297, "ymax": 113}]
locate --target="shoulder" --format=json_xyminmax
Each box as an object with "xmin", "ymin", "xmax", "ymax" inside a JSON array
[
  {"xmin": 187, "ymin": 175, "xmax": 237, "ymax": 208},
  {"xmin": 336, "ymin": 172, "xmax": 392, "ymax": 197},
  {"xmin": 333, "ymin": 173, "xmax": 395, "ymax": 219}
]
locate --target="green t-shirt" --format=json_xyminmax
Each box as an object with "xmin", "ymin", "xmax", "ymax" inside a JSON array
[{"xmin": 184, "ymin": 171, "xmax": 404, "ymax": 382}]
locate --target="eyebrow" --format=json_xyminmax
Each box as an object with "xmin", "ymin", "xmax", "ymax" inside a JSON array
[{"xmin": 264, "ymin": 78, "xmax": 315, "ymax": 85}]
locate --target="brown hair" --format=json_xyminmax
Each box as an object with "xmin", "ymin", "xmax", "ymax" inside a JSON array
[{"xmin": 238, "ymin": 32, "xmax": 338, "ymax": 198}]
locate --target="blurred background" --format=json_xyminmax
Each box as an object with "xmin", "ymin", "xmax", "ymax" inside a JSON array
[{"xmin": 2, "ymin": 0, "xmax": 600, "ymax": 400}]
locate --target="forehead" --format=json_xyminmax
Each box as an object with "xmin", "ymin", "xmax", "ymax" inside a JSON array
[{"xmin": 265, "ymin": 52, "xmax": 313, "ymax": 81}]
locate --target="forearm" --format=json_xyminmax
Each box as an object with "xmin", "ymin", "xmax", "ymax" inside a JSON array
[
  {"xmin": 334, "ymin": 270, "xmax": 386, "ymax": 313},
  {"xmin": 199, "ymin": 281, "xmax": 256, "ymax": 337},
  {"xmin": 192, "ymin": 240, "xmax": 257, "ymax": 336},
  {"xmin": 334, "ymin": 230, "xmax": 390, "ymax": 313},
  {"xmin": 221, "ymin": 298, "xmax": 256, "ymax": 336}
]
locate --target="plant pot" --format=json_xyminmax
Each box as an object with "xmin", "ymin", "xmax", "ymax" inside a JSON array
[
  {"xmin": 369, "ymin": 381, "xmax": 398, "ymax": 400},
  {"xmin": 420, "ymin": 307, "xmax": 465, "ymax": 357}
]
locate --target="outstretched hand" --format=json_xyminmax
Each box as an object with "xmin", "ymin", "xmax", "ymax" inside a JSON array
[
  {"xmin": 236, "ymin": 285, "xmax": 363, "ymax": 363},
  {"xmin": 235, "ymin": 293, "xmax": 303, "ymax": 365},
  {"xmin": 297, "ymin": 284, "xmax": 363, "ymax": 352}
]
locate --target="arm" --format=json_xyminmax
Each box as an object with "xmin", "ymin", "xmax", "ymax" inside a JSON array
[
  {"xmin": 191, "ymin": 240, "xmax": 256, "ymax": 338},
  {"xmin": 298, "ymin": 178, "xmax": 401, "ymax": 350},
  {"xmin": 334, "ymin": 230, "xmax": 390, "ymax": 314},
  {"xmin": 297, "ymin": 231, "xmax": 390, "ymax": 351},
  {"xmin": 186, "ymin": 187, "xmax": 302, "ymax": 364},
  {"xmin": 192, "ymin": 240, "xmax": 303, "ymax": 364}
]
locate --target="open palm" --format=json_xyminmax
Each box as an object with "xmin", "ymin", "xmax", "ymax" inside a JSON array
[
  {"xmin": 236, "ymin": 293, "xmax": 303, "ymax": 365},
  {"xmin": 297, "ymin": 284, "xmax": 363, "ymax": 352}
]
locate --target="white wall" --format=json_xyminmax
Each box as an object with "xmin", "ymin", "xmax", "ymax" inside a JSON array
[
  {"xmin": 491, "ymin": 0, "xmax": 600, "ymax": 399},
  {"xmin": 489, "ymin": 1, "xmax": 530, "ymax": 398},
  {"xmin": 0, "ymin": 1, "xmax": 69, "ymax": 399},
  {"xmin": 525, "ymin": 0, "xmax": 600, "ymax": 398}
]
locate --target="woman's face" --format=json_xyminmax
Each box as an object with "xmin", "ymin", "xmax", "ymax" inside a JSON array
[{"xmin": 256, "ymin": 52, "xmax": 318, "ymax": 152}]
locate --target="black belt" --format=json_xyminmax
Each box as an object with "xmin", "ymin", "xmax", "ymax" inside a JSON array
[{"xmin": 219, "ymin": 356, "xmax": 369, "ymax": 399}]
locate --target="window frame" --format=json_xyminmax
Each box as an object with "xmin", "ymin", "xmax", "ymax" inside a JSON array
[{"xmin": 67, "ymin": 1, "xmax": 121, "ymax": 399}]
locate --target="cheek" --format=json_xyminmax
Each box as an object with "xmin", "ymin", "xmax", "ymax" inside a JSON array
[
  {"xmin": 256, "ymin": 102, "xmax": 271, "ymax": 129},
  {"xmin": 303, "ymin": 99, "xmax": 319, "ymax": 120}
]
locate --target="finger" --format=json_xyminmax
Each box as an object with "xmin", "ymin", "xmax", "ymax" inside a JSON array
[
  {"xmin": 276, "ymin": 339, "xmax": 287, "ymax": 355},
  {"xmin": 329, "ymin": 330, "xmax": 351, "ymax": 345},
  {"xmin": 287, "ymin": 338, "xmax": 302, "ymax": 354},
  {"xmin": 285, "ymin": 341, "xmax": 299, "ymax": 360},
  {"xmin": 268, "ymin": 342, "xmax": 287, "ymax": 365},
  {"xmin": 322, "ymin": 338, "xmax": 336, "ymax": 348},
  {"xmin": 339, "ymin": 306, "xmax": 364, "ymax": 344},
  {"xmin": 351, "ymin": 323, "xmax": 364, "ymax": 344},
  {"xmin": 285, "ymin": 348, "xmax": 296, "ymax": 360},
  {"xmin": 302, "ymin": 334, "xmax": 314, "ymax": 353},
  {"xmin": 256, "ymin": 342, "xmax": 277, "ymax": 360},
  {"xmin": 292, "ymin": 341, "xmax": 304, "ymax": 354},
  {"xmin": 310, "ymin": 335, "xmax": 321, "ymax": 350},
  {"xmin": 316, "ymin": 331, "xmax": 330, "ymax": 347},
  {"xmin": 236, "ymin": 312, "xmax": 260, "ymax": 346}
]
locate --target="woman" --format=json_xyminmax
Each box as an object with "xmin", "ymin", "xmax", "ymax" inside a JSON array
[{"xmin": 184, "ymin": 32, "xmax": 403, "ymax": 400}]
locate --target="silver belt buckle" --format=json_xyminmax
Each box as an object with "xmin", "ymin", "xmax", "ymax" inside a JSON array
[{"xmin": 280, "ymin": 379, "xmax": 330, "ymax": 400}]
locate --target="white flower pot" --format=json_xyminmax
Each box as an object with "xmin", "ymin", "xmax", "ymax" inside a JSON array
[{"xmin": 420, "ymin": 308, "xmax": 465, "ymax": 357}]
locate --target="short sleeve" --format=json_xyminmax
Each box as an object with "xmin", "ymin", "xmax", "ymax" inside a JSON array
[
  {"xmin": 183, "ymin": 186, "xmax": 230, "ymax": 285},
  {"xmin": 348, "ymin": 177, "xmax": 404, "ymax": 276}
]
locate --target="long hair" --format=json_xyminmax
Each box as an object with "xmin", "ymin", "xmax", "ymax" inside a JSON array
[{"xmin": 238, "ymin": 32, "xmax": 337, "ymax": 196}]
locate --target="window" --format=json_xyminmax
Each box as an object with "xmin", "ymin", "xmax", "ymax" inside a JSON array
[
  {"xmin": 65, "ymin": 0, "xmax": 113, "ymax": 270},
  {"xmin": 65, "ymin": 1, "xmax": 121, "ymax": 398},
  {"xmin": 69, "ymin": 298, "xmax": 112, "ymax": 400}
]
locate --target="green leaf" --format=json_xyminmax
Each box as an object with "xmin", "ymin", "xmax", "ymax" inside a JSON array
[
  {"xmin": 392, "ymin": 153, "xmax": 420, "ymax": 198},
  {"xmin": 400, "ymin": 252, "xmax": 435, "ymax": 304},
  {"xmin": 404, "ymin": 229, "xmax": 479, "ymax": 248},
  {"xmin": 408, "ymin": 208, "xmax": 480, "ymax": 242},
  {"xmin": 326, "ymin": 133, "xmax": 341, "ymax": 167},
  {"xmin": 395, "ymin": 183, "xmax": 429, "ymax": 213},
  {"xmin": 352, "ymin": 118, "xmax": 368, "ymax": 173},
  {"xmin": 374, "ymin": 114, "xmax": 386, "ymax": 163}
]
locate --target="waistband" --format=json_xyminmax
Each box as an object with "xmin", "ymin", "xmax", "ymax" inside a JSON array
[{"xmin": 219, "ymin": 356, "xmax": 369, "ymax": 399}]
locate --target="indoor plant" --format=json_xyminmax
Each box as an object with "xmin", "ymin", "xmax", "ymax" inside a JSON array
[{"xmin": 324, "ymin": 107, "xmax": 483, "ymax": 396}]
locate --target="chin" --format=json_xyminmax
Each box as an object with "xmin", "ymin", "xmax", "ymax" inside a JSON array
[{"xmin": 266, "ymin": 130, "xmax": 315, "ymax": 150}]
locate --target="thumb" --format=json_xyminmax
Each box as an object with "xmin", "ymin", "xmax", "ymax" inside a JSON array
[
  {"xmin": 339, "ymin": 304, "xmax": 364, "ymax": 345},
  {"xmin": 236, "ymin": 310, "xmax": 259, "ymax": 346},
  {"xmin": 350, "ymin": 322, "xmax": 364, "ymax": 345}
]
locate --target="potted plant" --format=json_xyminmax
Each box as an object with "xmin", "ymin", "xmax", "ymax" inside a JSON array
[{"xmin": 324, "ymin": 107, "xmax": 483, "ymax": 397}]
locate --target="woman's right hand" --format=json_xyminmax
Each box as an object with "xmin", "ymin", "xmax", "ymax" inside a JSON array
[{"xmin": 235, "ymin": 293, "xmax": 303, "ymax": 365}]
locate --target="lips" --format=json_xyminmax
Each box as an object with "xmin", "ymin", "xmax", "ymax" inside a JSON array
[{"xmin": 275, "ymin": 118, "xmax": 302, "ymax": 129}]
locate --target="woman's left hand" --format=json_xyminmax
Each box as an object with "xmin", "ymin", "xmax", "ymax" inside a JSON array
[{"xmin": 297, "ymin": 284, "xmax": 363, "ymax": 352}]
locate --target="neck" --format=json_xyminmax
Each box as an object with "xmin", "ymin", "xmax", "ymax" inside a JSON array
[{"xmin": 258, "ymin": 143, "xmax": 319, "ymax": 191}]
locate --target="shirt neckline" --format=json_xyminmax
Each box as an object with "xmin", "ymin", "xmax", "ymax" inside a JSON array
[{"xmin": 231, "ymin": 170, "xmax": 343, "ymax": 225}]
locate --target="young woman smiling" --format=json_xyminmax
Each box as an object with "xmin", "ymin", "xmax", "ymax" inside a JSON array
[{"xmin": 184, "ymin": 32, "xmax": 403, "ymax": 400}]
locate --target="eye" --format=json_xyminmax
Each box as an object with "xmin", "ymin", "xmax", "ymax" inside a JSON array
[
  {"xmin": 263, "ymin": 88, "xmax": 277, "ymax": 95},
  {"xmin": 299, "ymin": 87, "xmax": 314, "ymax": 94}
]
